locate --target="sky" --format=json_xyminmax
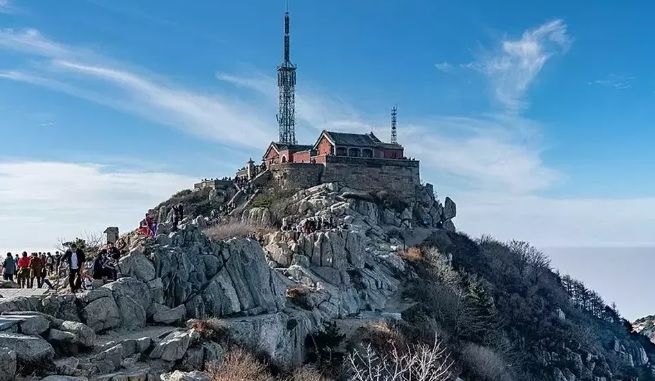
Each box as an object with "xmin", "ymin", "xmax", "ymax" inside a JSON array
[{"xmin": 0, "ymin": 1, "xmax": 654, "ymax": 319}]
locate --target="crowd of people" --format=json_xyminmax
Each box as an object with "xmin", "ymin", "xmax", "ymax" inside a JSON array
[
  {"xmin": 2, "ymin": 251, "xmax": 57, "ymax": 289},
  {"xmin": 1, "ymin": 240, "xmax": 127, "ymax": 293},
  {"xmin": 279, "ymin": 215, "xmax": 347, "ymax": 243}
]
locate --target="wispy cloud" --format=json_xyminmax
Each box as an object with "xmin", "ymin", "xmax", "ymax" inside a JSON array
[
  {"xmin": 434, "ymin": 62, "xmax": 454, "ymax": 73},
  {"xmin": 589, "ymin": 74, "xmax": 635, "ymax": 89},
  {"xmin": 216, "ymin": 71, "xmax": 372, "ymax": 139},
  {"xmin": 0, "ymin": 29, "xmax": 272, "ymax": 148},
  {"xmin": 468, "ymin": 19, "xmax": 571, "ymax": 111},
  {"xmin": 0, "ymin": 0, "xmax": 14, "ymax": 14},
  {"xmin": 0, "ymin": 161, "xmax": 195, "ymax": 253}
]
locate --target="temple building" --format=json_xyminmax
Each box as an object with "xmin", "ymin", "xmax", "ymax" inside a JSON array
[{"xmin": 264, "ymin": 131, "xmax": 405, "ymax": 166}]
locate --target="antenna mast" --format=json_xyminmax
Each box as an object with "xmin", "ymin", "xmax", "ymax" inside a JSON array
[
  {"xmin": 277, "ymin": 3, "xmax": 297, "ymax": 144},
  {"xmin": 391, "ymin": 106, "xmax": 398, "ymax": 144}
]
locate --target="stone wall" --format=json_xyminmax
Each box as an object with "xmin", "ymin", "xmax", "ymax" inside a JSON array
[
  {"xmin": 321, "ymin": 156, "xmax": 420, "ymax": 200},
  {"xmin": 269, "ymin": 163, "xmax": 323, "ymax": 191},
  {"xmin": 194, "ymin": 179, "xmax": 233, "ymax": 191}
]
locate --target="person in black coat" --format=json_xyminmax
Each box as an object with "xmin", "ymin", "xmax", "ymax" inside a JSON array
[{"xmin": 61, "ymin": 244, "xmax": 85, "ymax": 292}]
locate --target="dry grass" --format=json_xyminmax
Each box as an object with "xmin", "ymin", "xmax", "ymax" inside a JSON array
[
  {"xmin": 286, "ymin": 286, "xmax": 313, "ymax": 310},
  {"xmin": 189, "ymin": 318, "xmax": 229, "ymax": 341},
  {"xmin": 397, "ymin": 247, "xmax": 425, "ymax": 262},
  {"xmin": 207, "ymin": 347, "xmax": 274, "ymax": 381},
  {"xmin": 460, "ymin": 343, "xmax": 513, "ymax": 381},
  {"xmin": 205, "ymin": 221, "xmax": 273, "ymax": 241},
  {"xmin": 289, "ymin": 365, "xmax": 330, "ymax": 381}
]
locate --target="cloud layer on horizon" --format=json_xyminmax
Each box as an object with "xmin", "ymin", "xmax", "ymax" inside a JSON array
[{"xmin": 0, "ymin": 161, "xmax": 195, "ymax": 253}]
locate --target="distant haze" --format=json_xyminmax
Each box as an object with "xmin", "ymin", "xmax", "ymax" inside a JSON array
[{"xmin": 544, "ymin": 246, "xmax": 655, "ymax": 322}]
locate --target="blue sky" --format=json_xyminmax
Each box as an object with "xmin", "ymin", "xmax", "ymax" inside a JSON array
[{"xmin": 1, "ymin": 1, "xmax": 655, "ymax": 316}]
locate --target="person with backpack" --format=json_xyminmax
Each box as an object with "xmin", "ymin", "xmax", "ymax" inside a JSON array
[{"xmin": 2, "ymin": 253, "xmax": 16, "ymax": 282}]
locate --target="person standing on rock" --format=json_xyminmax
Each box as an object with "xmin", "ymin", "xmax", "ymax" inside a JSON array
[
  {"xmin": 17, "ymin": 252, "xmax": 30, "ymax": 288},
  {"xmin": 2, "ymin": 253, "xmax": 15, "ymax": 281},
  {"xmin": 62, "ymin": 243, "xmax": 85, "ymax": 292}
]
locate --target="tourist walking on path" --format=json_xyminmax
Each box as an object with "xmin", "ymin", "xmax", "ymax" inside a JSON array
[
  {"xmin": 62, "ymin": 244, "xmax": 85, "ymax": 292},
  {"xmin": 29, "ymin": 253, "xmax": 44, "ymax": 288},
  {"xmin": 2, "ymin": 253, "xmax": 16, "ymax": 281},
  {"xmin": 46, "ymin": 252, "xmax": 54, "ymax": 275},
  {"xmin": 17, "ymin": 252, "xmax": 30, "ymax": 288}
]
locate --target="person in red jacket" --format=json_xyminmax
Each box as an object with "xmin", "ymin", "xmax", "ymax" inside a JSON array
[{"xmin": 16, "ymin": 252, "xmax": 30, "ymax": 288}]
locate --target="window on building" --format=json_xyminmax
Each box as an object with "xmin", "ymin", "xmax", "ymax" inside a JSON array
[
  {"xmin": 281, "ymin": 156, "xmax": 287, "ymax": 163},
  {"xmin": 348, "ymin": 148, "xmax": 360, "ymax": 157},
  {"xmin": 362, "ymin": 148, "xmax": 373, "ymax": 158},
  {"xmin": 336, "ymin": 147, "xmax": 347, "ymax": 156}
]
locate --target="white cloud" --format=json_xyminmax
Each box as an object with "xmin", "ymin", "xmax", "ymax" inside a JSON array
[
  {"xmin": 469, "ymin": 19, "xmax": 571, "ymax": 111},
  {"xmin": 0, "ymin": 161, "xmax": 196, "ymax": 253},
  {"xmin": 434, "ymin": 62, "xmax": 454, "ymax": 73},
  {"xmin": 0, "ymin": 0, "xmax": 14, "ymax": 14},
  {"xmin": 216, "ymin": 71, "xmax": 373, "ymax": 139},
  {"xmin": 457, "ymin": 193, "xmax": 655, "ymax": 247},
  {"xmin": 400, "ymin": 117, "xmax": 559, "ymax": 195},
  {"xmin": 589, "ymin": 74, "xmax": 634, "ymax": 89},
  {"xmin": 0, "ymin": 29, "xmax": 272, "ymax": 148}
]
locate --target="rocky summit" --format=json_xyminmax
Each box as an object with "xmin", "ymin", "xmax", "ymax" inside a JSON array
[{"xmin": 0, "ymin": 180, "xmax": 654, "ymax": 381}]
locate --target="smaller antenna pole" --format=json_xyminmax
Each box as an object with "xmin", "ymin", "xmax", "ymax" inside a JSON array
[{"xmin": 391, "ymin": 105, "xmax": 398, "ymax": 144}]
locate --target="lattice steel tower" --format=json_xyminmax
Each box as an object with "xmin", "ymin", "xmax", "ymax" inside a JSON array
[
  {"xmin": 276, "ymin": 9, "xmax": 297, "ymax": 145},
  {"xmin": 391, "ymin": 106, "xmax": 398, "ymax": 144}
]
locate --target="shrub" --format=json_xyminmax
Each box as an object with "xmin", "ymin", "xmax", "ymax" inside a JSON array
[
  {"xmin": 460, "ymin": 343, "xmax": 513, "ymax": 381},
  {"xmin": 398, "ymin": 247, "xmax": 424, "ymax": 262},
  {"xmin": 205, "ymin": 221, "xmax": 272, "ymax": 241},
  {"xmin": 172, "ymin": 189, "xmax": 192, "ymax": 198},
  {"xmin": 189, "ymin": 318, "xmax": 229, "ymax": 341},
  {"xmin": 251, "ymin": 194, "xmax": 275, "ymax": 208},
  {"xmin": 307, "ymin": 321, "xmax": 346, "ymax": 367},
  {"xmin": 207, "ymin": 347, "xmax": 274, "ymax": 381},
  {"xmin": 347, "ymin": 335, "xmax": 453, "ymax": 381},
  {"xmin": 290, "ymin": 365, "xmax": 331, "ymax": 381},
  {"xmin": 286, "ymin": 286, "xmax": 314, "ymax": 310}
]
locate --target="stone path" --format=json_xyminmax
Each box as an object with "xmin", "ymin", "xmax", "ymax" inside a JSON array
[{"xmin": 0, "ymin": 287, "xmax": 47, "ymax": 299}]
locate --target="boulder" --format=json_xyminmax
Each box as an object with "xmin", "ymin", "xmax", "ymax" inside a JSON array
[
  {"xmin": 149, "ymin": 330, "xmax": 191, "ymax": 362},
  {"xmin": 152, "ymin": 304, "xmax": 186, "ymax": 324},
  {"xmin": 119, "ymin": 250, "xmax": 156, "ymax": 283},
  {"xmin": 443, "ymin": 197, "xmax": 456, "ymax": 220},
  {"xmin": 80, "ymin": 295, "xmax": 121, "ymax": 332},
  {"xmin": 58, "ymin": 321, "xmax": 96, "ymax": 347},
  {"xmin": 93, "ymin": 344, "xmax": 123, "ymax": 374},
  {"xmin": 0, "ymin": 346, "xmax": 16, "ymax": 381},
  {"xmin": 442, "ymin": 219, "xmax": 456, "ymax": 232},
  {"xmin": 48, "ymin": 329, "xmax": 79, "ymax": 354},
  {"xmin": 104, "ymin": 277, "xmax": 151, "ymax": 329},
  {"xmin": 148, "ymin": 278, "xmax": 165, "ymax": 305},
  {"xmin": 41, "ymin": 294, "xmax": 80, "ymax": 322},
  {"xmin": 17, "ymin": 314, "xmax": 50, "ymax": 335},
  {"xmin": 119, "ymin": 337, "xmax": 153, "ymax": 357},
  {"xmin": 0, "ymin": 296, "xmax": 39, "ymax": 314},
  {"xmin": 0, "ymin": 332, "xmax": 55, "ymax": 364},
  {"xmin": 161, "ymin": 371, "xmax": 211, "ymax": 381}
]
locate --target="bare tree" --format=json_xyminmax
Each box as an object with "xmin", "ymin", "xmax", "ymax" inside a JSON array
[{"xmin": 347, "ymin": 336, "xmax": 453, "ymax": 381}]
